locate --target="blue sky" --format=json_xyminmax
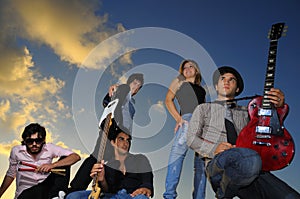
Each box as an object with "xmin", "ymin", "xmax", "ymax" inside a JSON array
[{"xmin": 0, "ymin": 0, "xmax": 299, "ymax": 198}]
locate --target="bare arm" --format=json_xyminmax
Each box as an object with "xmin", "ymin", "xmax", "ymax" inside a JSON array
[
  {"xmin": 165, "ymin": 89, "xmax": 181, "ymax": 123},
  {"xmin": 52, "ymin": 153, "xmax": 80, "ymax": 167},
  {"xmin": 38, "ymin": 153, "xmax": 81, "ymax": 173},
  {"xmin": 165, "ymin": 79, "xmax": 185, "ymax": 132},
  {"xmin": 0, "ymin": 175, "xmax": 14, "ymax": 197}
]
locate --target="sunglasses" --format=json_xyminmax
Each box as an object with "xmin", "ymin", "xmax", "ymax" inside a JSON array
[{"xmin": 25, "ymin": 138, "xmax": 44, "ymax": 145}]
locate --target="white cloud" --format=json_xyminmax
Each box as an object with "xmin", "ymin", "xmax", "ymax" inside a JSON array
[
  {"xmin": 0, "ymin": 0, "xmax": 132, "ymax": 134},
  {"xmin": 3, "ymin": 0, "xmax": 131, "ymax": 68},
  {"xmin": 0, "ymin": 140, "xmax": 20, "ymax": 156}
]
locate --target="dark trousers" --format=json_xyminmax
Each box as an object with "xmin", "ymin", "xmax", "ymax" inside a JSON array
[
  {"xmin": 69, "ymin": 155, "xmax": 97, "ymax": 192},
  {"xmin": 207, "ymin": 148, "xmax": 300, "ymax": 199},
  {"xmin": 18, "ymin": 157, "xmax": 71, "ymax": 199},
  {"xmin": 238, "ymin": 172, "xmax": 300, "ymax": 199}
]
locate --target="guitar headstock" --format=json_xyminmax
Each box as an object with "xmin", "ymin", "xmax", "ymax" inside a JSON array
[{"xmin": 268, "ymin": 22, "xmax": 287, "ymax": 41}]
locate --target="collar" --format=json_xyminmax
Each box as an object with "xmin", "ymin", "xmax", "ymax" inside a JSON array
[{"xmin": 213, "ymin": 100, "xmax": 236, "ymax": 108}]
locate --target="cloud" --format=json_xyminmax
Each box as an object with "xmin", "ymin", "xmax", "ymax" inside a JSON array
[
  {"xmin": 55, "ymin": 141, "xmax": 89, "ymax": 159},
  {"xmin": 154, "ymin": 100, "xmax": 165, "ymax": 113},
  {"xmin": 0, "ymin": 140, "xmax": 20, "ymax": 156},
  {"xmin": 2, "ymin": 0, "xmax": 132, "ymax": 68},
  {"xmin": 0, "ymin": 45, "xmax": 68, "ymax": 133},
  {"xmin": 0, "ymin": 100, "xmax": 10, "ymax": 121},
  {"xmin": 0, "ymin": 0, "xmax": 133, "ymax": 134}
]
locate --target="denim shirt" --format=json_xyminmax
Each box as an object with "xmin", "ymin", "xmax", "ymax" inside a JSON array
[{"xmin": 121, "ymin": 92, "xmax": 135, "ymax": 132}]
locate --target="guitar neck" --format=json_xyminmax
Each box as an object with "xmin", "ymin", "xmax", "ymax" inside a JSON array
[
  {"xmin": 89, "ymin": 99, "xmax": 119, "ymax": 199},
  {"xmin": 261, "ymin": 22, "xmax": 286, "ymax": 110},
  {"xmin": 97, "ymin": 113, "xmax": 112, "ymax": 161},
  {"xmin": 262, "ymin": 40, "xmax": 278, "ymax": 109},
  {"xmin": 91, "ymin": 113, "xmax": 112, "ymax": 188}
]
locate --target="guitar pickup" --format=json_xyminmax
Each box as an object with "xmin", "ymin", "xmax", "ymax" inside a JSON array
[
  {"xmin": 253, "ymin": 141, "xmax": 271, "ymax": 146},
  {"xmin": 256, "ymin": 135, "xmax": 272, "ymax": 139},
  {"xmin": 258, "ymin": 108, "xmax": 272, "ymax": 116},
  {"xmin": 256, "ymin": 126, "xmax": 271, "ymax": 134}
]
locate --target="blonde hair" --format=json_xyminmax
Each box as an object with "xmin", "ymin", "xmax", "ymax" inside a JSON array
[{"xmin": 178, "ymin": 59, "xmax": 202, "ymax": 85}]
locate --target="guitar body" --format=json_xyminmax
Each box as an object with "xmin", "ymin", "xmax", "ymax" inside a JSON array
[
  {"xmin": 236, "ymin": 96, "xmax": 295, "ymax": 171},
  {"xmin": 88, "ymin": 186, "xmax": 101, "ymax": 199}
]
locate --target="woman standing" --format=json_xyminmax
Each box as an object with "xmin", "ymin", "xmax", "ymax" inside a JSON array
[{"xmin": 163, "ymin": 60, "xmax": 206, "ymax": 199}]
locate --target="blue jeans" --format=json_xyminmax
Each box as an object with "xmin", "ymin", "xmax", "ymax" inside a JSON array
[
  {"xmin": 164, "ymin": 113, "xmax": 206, "ymax": 199},
  {"xmin": 206, "ymin": 148, "xmax": 262, "ymax": 199},
  {"xmin": 66, "ymin": 189, "xmax": 149, "ymax": 199},
  {"xmin": 193, "ymin": 155, "xmax": 207, "ymax": 199}
]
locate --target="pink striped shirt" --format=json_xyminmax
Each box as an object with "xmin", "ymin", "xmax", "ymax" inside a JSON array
[{"xmin": 6, "ymin": 143, "xmax": 74, "ymax": 198}]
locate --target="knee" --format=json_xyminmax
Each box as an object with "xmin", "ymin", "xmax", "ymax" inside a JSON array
[
  {"xmin": 243, "ymin": 149, "xmax": 262, "ymax": 174},
  {"xmin": 236, "ymin": 148, "xmax": 262, "ymax": 180}
]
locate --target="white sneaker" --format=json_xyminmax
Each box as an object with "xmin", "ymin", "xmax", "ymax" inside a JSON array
[
  {"xmin": 59, "ymin": 191, "xmax": 66, "ymax": 199},
  {"xmin": 52, "ymin": 191, "xmax": 66, "ymax": 199}
]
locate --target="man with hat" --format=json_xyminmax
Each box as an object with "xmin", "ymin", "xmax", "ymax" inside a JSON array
[{"xmin": 187, "ymin": 66, "xmax": 300, "ymax": 198}]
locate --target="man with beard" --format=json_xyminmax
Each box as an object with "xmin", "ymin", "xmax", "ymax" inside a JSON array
[{"xmin": 0, "ymin": 123, "xmax": 81, "ymax": 199}]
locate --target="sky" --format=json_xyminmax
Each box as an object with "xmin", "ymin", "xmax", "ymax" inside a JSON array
[{"xmin": 0, "ymin": 0, "xmax": 299, "ymax": 198}]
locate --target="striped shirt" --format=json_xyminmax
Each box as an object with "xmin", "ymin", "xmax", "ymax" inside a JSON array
[{"xmin": 187, "ymin": 102, "xmax": 249, "ymax": 159}]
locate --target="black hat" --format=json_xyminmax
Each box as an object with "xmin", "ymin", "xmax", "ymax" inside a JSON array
[{"xmin": 212, "ymin": 66, "xmax": 244, "ymax": 96}]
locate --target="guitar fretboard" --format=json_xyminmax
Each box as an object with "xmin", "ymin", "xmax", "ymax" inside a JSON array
[
  {"xmin": 97, "ymin": 113, "xmax": 112, "ymax": 161},
  {"xmin": 262, "ymin": 40, "xmax": 278, "ymax": 109}
]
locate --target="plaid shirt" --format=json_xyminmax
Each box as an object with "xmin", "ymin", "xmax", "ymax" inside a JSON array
[{"xmin": 187, "ymin": 102, "xmax": 249, "ymax": 159}]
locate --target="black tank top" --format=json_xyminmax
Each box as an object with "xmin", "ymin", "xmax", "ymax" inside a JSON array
[{"xmin": 176, "ymin": 82, "xmax": 206, "ymax": 115}]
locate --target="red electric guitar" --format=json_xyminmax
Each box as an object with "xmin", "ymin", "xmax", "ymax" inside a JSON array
[{"xmin": 236, "ymin": 23, "xmax": 295, "ymax": 171}]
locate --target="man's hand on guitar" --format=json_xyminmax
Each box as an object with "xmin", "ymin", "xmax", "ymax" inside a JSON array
[
  {"xmin": 90, "ymin": 161, "xmax": 105, "ymax": 182},
  {"xmin": 214, "ymin": 142, "xmax": 235, "ymax": 156},
  {"xmin": 130, "ymin": 187, "xmax": 152, "ymax": 198},
  {"xmin": 108, "ymin": 84, "xmax": 119, "ymax": 97},
  {"xmin": 267, "ymin": 88, "xmax": 285, "ymax": 107}
]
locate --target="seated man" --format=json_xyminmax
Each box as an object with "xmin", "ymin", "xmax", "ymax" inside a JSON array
[
  {"xmin": 0, "ymin": 123, "xmax": 81, "ymax": 199},
  {"xmin": 66, "ymin": 129, "xmax": 154, "ymax": 199}
]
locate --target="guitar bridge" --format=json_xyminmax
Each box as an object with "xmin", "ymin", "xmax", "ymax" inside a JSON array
[{"xmin": 253, "ymin": 141, "xmax": 271, "ymax": 146}]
